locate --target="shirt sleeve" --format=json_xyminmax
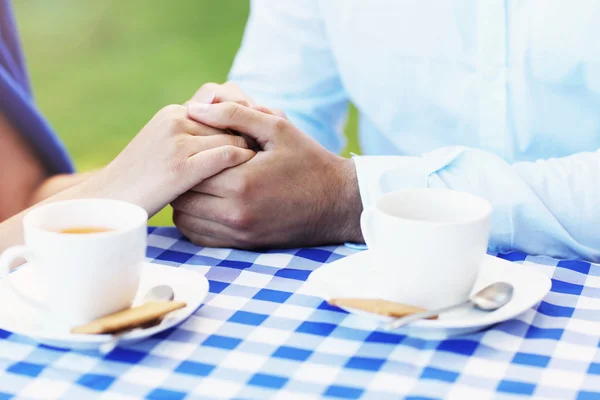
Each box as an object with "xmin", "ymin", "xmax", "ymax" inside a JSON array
[
  {"xmin": 228, "ymin": 0, "xmax": 349, "ymax": 154},
  {"xmin": 354, "ymin": 146, "xmax": 600, "ymax": 261}
]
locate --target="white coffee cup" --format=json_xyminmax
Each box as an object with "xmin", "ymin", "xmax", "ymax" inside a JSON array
[
  {"xmin": 360, "ymin": 188, "xmax": 492, "ymax": 310},
  {"xmin": 0, "ymin": 199, "xmax": 147, "ymax": 327}
]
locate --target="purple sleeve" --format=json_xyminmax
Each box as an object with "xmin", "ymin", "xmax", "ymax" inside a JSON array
[{"xmin": 0, "ymin": 0, "xmax": 74, "ymax": 175}]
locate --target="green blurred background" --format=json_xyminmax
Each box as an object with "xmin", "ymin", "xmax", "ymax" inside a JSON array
[{"xmin": 14, "ymin": 0, "xmax": 358, "ymax": 226}]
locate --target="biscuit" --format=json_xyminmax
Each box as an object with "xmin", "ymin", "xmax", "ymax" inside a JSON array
[
  {"xmin": 71, "ymin": 301, "xmax": 187, "ymax": 335},
  {"xmin": 327, "ymin": 298, "xmax": 437, "ymax": 319}
]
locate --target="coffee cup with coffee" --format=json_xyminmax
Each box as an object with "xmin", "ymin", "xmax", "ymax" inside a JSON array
[{"xmin": 0, "ymin": 199, "xmax": 148, "ymax": 327}]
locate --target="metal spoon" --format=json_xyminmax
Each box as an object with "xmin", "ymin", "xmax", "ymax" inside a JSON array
[
  {"xmin": 383, "ymin": 282, "xmax": 514, "ymax": 331},
  {"xmin": 99, "ymin": 285, "xmax": 175, "ymax": 354}
]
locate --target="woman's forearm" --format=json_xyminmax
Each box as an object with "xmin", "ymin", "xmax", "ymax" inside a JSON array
[
  {"xmin": 0, "ymin": 172, "xmax": 97, "ymax": 252},
  {"xmin": 0, "ymin": 174, "xmax": 103, "ymax": 254},
  {"xmin": 0, "ymin": 169, "xmax": 127, "ymax": 255},
  {"xmin": 0, "ymin": 209, "xmax": 25, "ymax": 256},
  {"xmin": 29, "ymin": 171, "xmax": 96, "ymax": 205}
]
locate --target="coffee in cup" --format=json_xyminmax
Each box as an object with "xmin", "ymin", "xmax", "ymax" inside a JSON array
[{"xmin": 57, "ymin": 227, "xmax": 114, "ymax": 234}]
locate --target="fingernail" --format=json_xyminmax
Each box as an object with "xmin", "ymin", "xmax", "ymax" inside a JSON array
[
  {"xmin": 204, "ymin": 91, "xmax": 216, "ymax": 104},
  {"xmin": 195, "ymin": 90, "xmax": 216, "ymax": 104},
  {"xmin": 188, "ymin": 102, "xmax": 209, "ymax": 115}
]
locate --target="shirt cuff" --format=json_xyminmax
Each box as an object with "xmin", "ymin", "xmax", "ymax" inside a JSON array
[{"xmin": 352, "ymin": 155, "xmax": 429, "ymax": 210}]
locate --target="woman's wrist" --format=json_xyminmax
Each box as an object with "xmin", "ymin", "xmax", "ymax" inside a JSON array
[{"xmin": 83, "ymin": 163, "xmax": 166, "ymax": 217}]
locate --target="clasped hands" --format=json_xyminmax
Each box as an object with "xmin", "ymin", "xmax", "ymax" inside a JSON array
[
  {"xmin": 173, "ymin": 82, "xmax": 364, "ymax": 249},
  {"xmin": 95, "ymin": 82, "xmax": 363, "ymax": 249}
]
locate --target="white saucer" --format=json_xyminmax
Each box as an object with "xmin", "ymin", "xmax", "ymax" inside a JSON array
[
  {"xmin": 305, "ymin": 251, "xmax": 551, "ymax": 339},
  {"xmin": 0, "ymin": 262, "xmax": 209, "ymax": 350}
]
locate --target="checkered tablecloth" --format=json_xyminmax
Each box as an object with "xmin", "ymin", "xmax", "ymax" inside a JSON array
[{"xmin": 1, "ymin": 227, "xmax": 600, "ymax": 400}]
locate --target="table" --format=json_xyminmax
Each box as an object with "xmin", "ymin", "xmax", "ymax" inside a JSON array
[{"xmin": 1, "ymin": 227, "xmax": 599, "ymax": 400}]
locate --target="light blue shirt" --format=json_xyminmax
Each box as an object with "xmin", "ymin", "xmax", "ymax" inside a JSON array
[{"xmin": 230, "ymin": 0, "xmax": 600, "ymax": 261}]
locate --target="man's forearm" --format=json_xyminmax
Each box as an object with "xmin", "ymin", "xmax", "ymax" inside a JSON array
[{"xmin": 355, "ymin": 146, "xmax": 600, "ymax": 261}]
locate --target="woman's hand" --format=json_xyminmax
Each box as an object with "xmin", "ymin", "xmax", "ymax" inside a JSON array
[
  {"xmin": 0, "ymin": 102, "xmax": 255, "ymax": 253},
  {"xmin": 189, "ymin": 81, "xmax": 287, "ymax": 118},
  {"xmin": 88, "ymin": 104, "xmax": 255, "ymax": 216}
]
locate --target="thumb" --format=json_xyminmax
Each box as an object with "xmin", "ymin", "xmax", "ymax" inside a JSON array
[
  {"xmin": 251, "ymin": 104, "xmax": 288, "ymax": 120},
  {"xmin": 189, "ymin": 83, "xmax": 217, "ymax": 104},
  {"xmin": 185, "ymin": 146, "xmax": 255, "ymax": 186},
  {"xmin": 187, "ymin": 102, "xmax": 285, "ymax": 150}
]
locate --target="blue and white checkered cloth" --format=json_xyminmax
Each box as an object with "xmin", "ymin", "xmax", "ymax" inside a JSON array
[{"xmin": 1, "ymin": 227, "xmax": 599, "ymax": 399}]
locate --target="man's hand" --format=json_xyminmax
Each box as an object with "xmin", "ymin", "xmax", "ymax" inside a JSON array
[
  {"xmin": 188, "ymin": 81, "xmax": 287, "ymax": 151},
  {"xmin": 171, "ymin": 102, "xmax": 364, "ymax": 249},
  {"xmin": 189, "ymin": 81, "xmax": 254, "ymax": 106},
  {"xmin": 189, "ymin": 81, "xmax": 287, "ymax": 119}
]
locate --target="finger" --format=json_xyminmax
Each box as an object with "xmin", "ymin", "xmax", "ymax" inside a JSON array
[
  {"xmin": 223, "ymin": 129, "xmax": 260, "ymax": 152},
  {"xmin": 175, "ymin": 212, "xmax": 255, "ymax": 249},
  {"xmin": 172, "ymin": 192, "xmax": 253, "ymax": 232},
  {"xmin": 185, "ymin": 146, "xmax": 255, "ymax": 184},
  {"xmin": 189, "ymin": 160, "xmax": 248, "ymax": 197},
  {"xmin": 250, "ymin": 104, "xmax": 288, "ymax": 120},
  {"xmin": 271, "ymin": 108, "xmax": 288, "ymax": 119},
  {"xmin": 189, "ymin": 82, "xmax": 218, "ymax": 104},
  {"xmin": 182, "ymin": 119, "xmax": 227, "ymax": 137},
  {"xmin": 218, "ymin": 81, "xmax": 255, "ymax": 105},
  {"xmin": 190, "ymin": 167, "xmax": 239, "ymax": 197},
  {"xmin": 174, "ymin": 209, "xmax": 231, "ymax": 238},
  {"xmin": 190, "ymin": 82, "xmax": 255, "ymax": 106},
  {"xmin": 187, "ymin": 102, "xmax": 287, "ymax": 149},
  {"xmin": 237, "ymin": 133, "xmax": 261, "ymax": 152},
  {"xmin": 178, "ymin": 225, "xmax": 232, "ymax": 248},
  {"xmin": 234, "ymin": 100, "xmax": 251, "ymax": 108},
  {"xmin": 171, "ymin": 191, "xmax": 228, "ymax": 220},
  {"xmin": 181, "ymin": 115, "xmax": 257, "ymax": 148},
  {"xmin": 185, "ymin": 134, "xmax": 249, "ymax": 155},
  {"xmin": 250, "ymin": 104, "xmax": 275, "ymax": 115}
]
